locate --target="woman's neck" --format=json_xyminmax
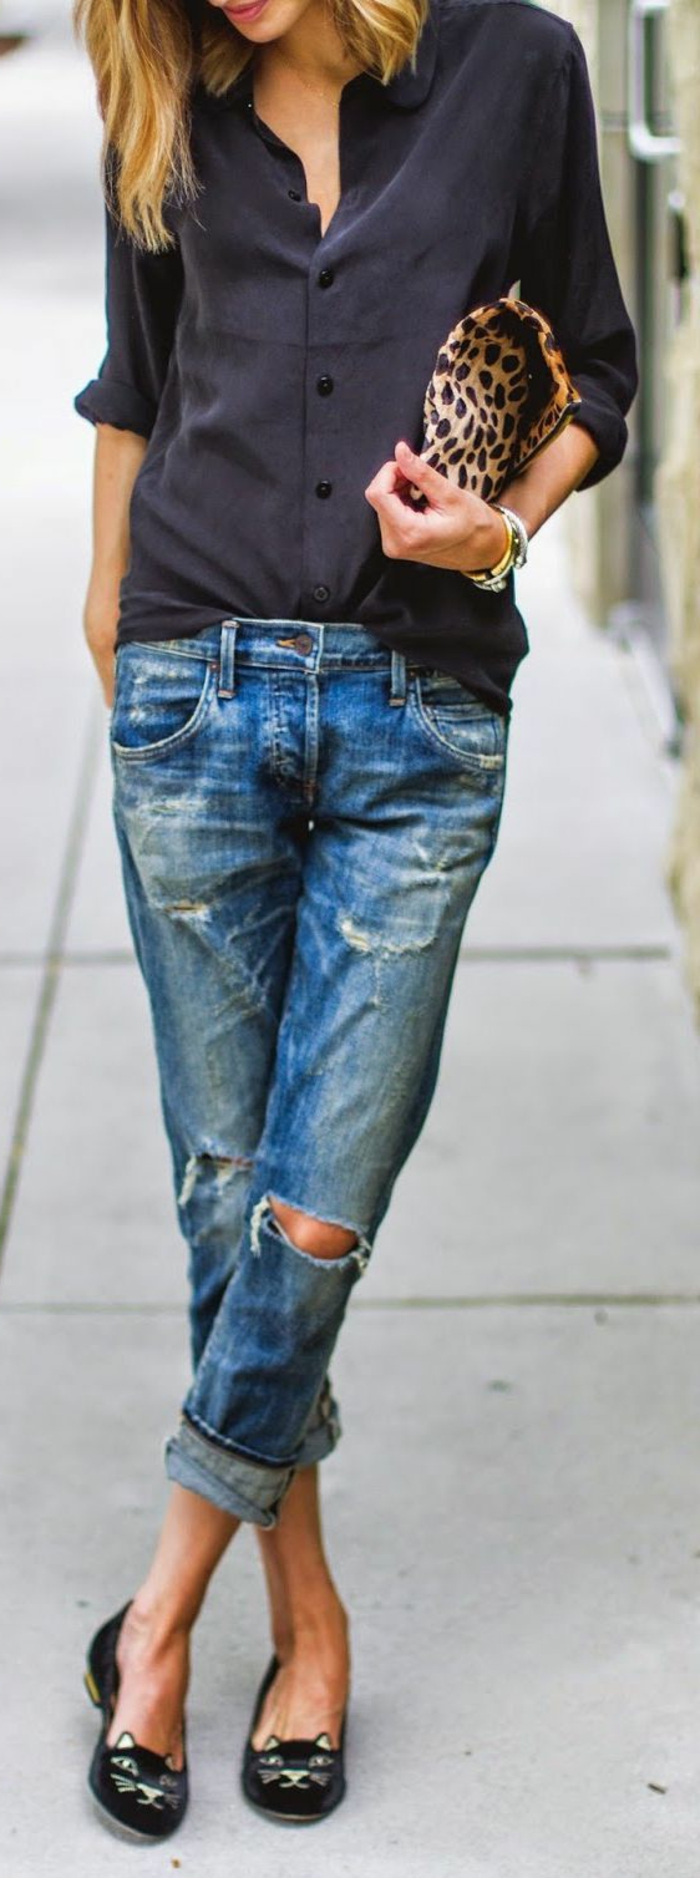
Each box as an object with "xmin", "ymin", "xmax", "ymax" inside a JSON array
[{"xmin": 253, "ymin": 3, "xmax": 365, "ymax": 96}]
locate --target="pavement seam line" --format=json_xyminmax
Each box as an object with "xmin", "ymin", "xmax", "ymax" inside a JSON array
[
  {"xmin": 0, "ymin": 691, "xmax": 104, "ymax": 1275},
  {"xmin": 3, "ymin": 1293, "xmax": 700, "ymax": 1314}
]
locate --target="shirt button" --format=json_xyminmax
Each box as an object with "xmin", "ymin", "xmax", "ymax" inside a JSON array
[
  {"xmin": 318, "ymin": 267, "xmax": 334, "ymax": 288},
  {"xmin": 316, "ymin": 374, "xmax": 334, "ymax": 396},
  {"xmin": 315, "ymin": 480, "xmax": 332, "ymax": 499},
  {"xmin": 313, "ymin": 584, "xmax": 330, "ymax": 603},
  {"xmin": 288, "ymin": 187, "xmax": 302, "ymax": 201}
]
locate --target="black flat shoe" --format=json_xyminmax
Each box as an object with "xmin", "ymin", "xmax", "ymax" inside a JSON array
[
  {"xmin": 84, "ymin": 1601, "xmax": 189, "ymax": 1842},
  {"xmin": 241, "ymin": 1653, "xmax": 347, "ymax": 1825}
]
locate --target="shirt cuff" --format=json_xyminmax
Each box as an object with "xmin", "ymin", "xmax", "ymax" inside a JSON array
[
  {"xmin": 568, "ymin": 374, "xmax": 629, "ymax": 493},
  {"xmin": 73, "ymin": 375, "xmax": 156, "ymax": 438}
]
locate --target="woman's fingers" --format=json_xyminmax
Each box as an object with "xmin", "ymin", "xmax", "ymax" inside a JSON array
[
  {"xmin": 91, "ymin": 647, "xmax": 115, "ymax": 708},
  {"xmin": 364, "ymin": 440, "xmax": 506, "ymax": 572},
  {"xmin": 83, "ymin": 618, "xmax": 116, "ymax": 708}
]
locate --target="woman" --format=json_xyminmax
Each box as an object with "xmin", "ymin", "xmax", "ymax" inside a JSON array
[{"xmin": 72, "ymin": 0, "xmax": 637, "ymax": 1839}]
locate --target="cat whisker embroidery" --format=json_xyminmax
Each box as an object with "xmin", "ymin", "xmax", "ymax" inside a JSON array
[
  {"xmin": 257, "ymin": 1734, "xmax": 335, "ymax": 1790},
  {"xmin": 109, "ymin": 1745, "xmax": 181, "ymax": 1811}
]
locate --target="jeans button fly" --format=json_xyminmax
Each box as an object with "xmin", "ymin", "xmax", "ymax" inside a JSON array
[{"xmin": 294, "ymin": 632, "xmax": 313, "ymax": 653}]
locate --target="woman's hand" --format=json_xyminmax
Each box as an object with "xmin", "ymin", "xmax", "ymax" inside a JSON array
[
  {"xmin": 364, "ymin": 439, "xmax": 509, "ymax": 576},
  {"xmin": 83, "ymin": 423, "xmax": 148, "ymax": 709},
  {"xmin": 364, "ymin": 425, "xmax": 604, "ymax": 579},
  {"xmin": 83, "ymin": 582, "xmax": 120, "ymax": 708}
]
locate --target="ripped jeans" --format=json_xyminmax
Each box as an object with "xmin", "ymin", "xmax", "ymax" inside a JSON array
[{"xmin": 110, "ymin": 617, "xmax": 510, "ymax": 1526}]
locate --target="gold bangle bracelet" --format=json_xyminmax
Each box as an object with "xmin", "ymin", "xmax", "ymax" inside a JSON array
[
  {"xmin": 468, "ymin": 511, "xmax": 514, "ymax": 583},
  {"xmin": 489, "ymin": 512, "xmax": 515, "ymax": 576}
]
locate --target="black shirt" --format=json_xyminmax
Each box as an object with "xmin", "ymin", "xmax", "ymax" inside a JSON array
[{"xmin": 73, "ymin": 0, "xmax": 638, "ymax": 718}]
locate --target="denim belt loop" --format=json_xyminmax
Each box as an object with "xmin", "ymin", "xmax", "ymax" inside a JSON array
[
  {"xmin": 218, "ymin": 619, "xmax": 239, "ymax": 697},
  {"xmin": 389, "ymin": 649, "xmax": 408, "ymax": 706}
]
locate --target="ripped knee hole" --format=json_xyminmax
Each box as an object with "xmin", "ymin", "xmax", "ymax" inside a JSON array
[
  {"xmin": 248, "ymin": 1194, "xmax": 372, "ymax": 1275},
  {"xmin": 268, "ymin": 1196, "xmax": 358, "ymax": 1260}
]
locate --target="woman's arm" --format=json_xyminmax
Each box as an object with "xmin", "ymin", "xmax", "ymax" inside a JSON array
[
  {"xmin": 75, "ymin": 149, "xmax": 183, "ymax": 700},
  {"xmin": 494, "ymin": 420, "xmax": 602, "ymax": 543},
  {"xmin": 75, "ymin": 160, "xmax": 184, "ymax": 437},
  {"xmin": 512, "ymin": 25, "xmax": 639, "ymax": 499},
  {"xmin": 84, "ymin": 425, "xmax": 147, "ymax": 706},
  {"xmin": 365, "ymin": 22, "xmax": 638, "ymax": 577}
]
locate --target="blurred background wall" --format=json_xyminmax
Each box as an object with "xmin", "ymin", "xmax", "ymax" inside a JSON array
[{"xmin": 543, "ymin": 0, "xmax": 700, "ymax": 1019}]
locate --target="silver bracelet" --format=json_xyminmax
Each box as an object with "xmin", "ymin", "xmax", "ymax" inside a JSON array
[
  {"xmin": 496, "ymin": 504, "xmax": 529, "ymax": 571},
  {"xmin": 466, "ymin": 503, "xmax": 530, "ymax": 593}
]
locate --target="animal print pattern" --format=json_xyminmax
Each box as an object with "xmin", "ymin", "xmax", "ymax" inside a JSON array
[{"xmin": 408, "ymin": 296, "xmax": 582, "ymax": 506}]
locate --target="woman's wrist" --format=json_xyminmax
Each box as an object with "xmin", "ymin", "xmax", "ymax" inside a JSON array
[
  {"xmin": 495, "ymin": 488, "xmax": 544, "ymax": 540},
  {"xmin": 462, "ymin": 501, "xmax": 531, "ymax": 591},
  {"xmin": 458, "ymin": 504, "xmax": 511, "ymax": 577}
]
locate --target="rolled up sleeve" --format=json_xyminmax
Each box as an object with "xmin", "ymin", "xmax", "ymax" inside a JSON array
[
  {"xmin": 516, "ymin": 25, "xmax": 639, "ymax": 493},
  {"xmin": 73, "ymin": 158, "xmax": 183, "ymax": 439}
]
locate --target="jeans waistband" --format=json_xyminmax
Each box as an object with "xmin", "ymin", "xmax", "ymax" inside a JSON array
[{"xmin": 123, "ymin": 618, "xmax": 413, "ymax": 704}]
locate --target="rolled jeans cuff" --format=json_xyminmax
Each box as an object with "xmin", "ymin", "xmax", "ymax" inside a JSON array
[{"xmin": 163, "ymin": 1386, "xmax": 343, "ymax": 1527}]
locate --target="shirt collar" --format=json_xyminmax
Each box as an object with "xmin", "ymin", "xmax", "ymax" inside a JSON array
[
  {"xmin": 367, "ymin": 0, "xmax": 439, "ymax": 109},
  {"xmin": 371, "ymin": 0, "xmax": 440, "ymax": 109},
  {"xmin": 197, "ymin": 0, "xmax": 439, "ymax": 114}
]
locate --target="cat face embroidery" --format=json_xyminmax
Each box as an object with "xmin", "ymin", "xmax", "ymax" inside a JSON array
[
  {"xmin": 257, "ymin": 1733, "xmax": 335, "ymax": 1790},
  {"xmin": 109, "ymin": 1735, "xmax": 181, "ymax": 1810}
]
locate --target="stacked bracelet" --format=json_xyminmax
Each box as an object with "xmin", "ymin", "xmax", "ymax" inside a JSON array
[
  {"xmin": 480, "ymin": 510, "xmax": 514, "ymax": 579},
  {"xmin": 464, "ymin": 503, "xmax": 530, "ymax": 593}
]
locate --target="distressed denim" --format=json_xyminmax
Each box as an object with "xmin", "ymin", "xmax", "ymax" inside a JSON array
[{"xmin": 110, "ymin": 617, "xmax": 510, "ymax": 1526}]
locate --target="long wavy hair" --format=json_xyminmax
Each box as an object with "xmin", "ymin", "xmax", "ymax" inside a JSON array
[{"xmin": 72, "ymin": 0, "xmax": 429, "ymax": 251}]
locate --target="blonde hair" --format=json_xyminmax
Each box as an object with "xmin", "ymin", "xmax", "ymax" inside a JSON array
[{"xmin": 72, "ymin": 0, "xmax": 429, "ymax": 252}]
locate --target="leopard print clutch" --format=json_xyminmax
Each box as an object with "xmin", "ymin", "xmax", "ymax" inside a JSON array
[{"xmin": 407, "ymin": 296, "xmax": 582, "ymax": 506}]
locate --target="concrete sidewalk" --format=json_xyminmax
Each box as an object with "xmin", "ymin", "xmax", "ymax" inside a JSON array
[{"xmin": 3, "ymin": 11, "xmax": 700, "ymax": 1876}]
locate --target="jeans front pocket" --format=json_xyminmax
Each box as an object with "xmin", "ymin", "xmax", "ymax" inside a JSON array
[
  {"xmin": 110, "ymin": 641, "xmax": 217, "ymax": 762},
  {"xmin": 407, "ymin": 670, "xmax": 508, "ymax": 779}
]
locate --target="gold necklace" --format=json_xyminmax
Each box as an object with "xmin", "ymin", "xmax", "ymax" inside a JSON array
[{"xmin": 263, "ymin": 44, "xmax": 361, "ymax": 102}]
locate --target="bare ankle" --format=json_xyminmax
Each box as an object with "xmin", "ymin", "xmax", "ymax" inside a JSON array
[
  {"xmin": 290, "ymin": 1597, "xmax": 350, "ymax": 1648},
  {"xmin": 125, "ymin": 1590, "xmax": 194, "ymax": 1648},
  {"xmin": 271, "ymin": 1626, "xmax": 295, "ymax": 1663}
]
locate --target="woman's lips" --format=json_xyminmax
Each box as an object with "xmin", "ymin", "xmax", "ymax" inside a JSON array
[{"xmin": 223, "ymin": 0, "xmax": 269, "ymax": 18}]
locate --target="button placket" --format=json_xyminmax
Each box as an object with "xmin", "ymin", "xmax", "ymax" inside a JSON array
[
  {"xmin": 305, "ymin": 384, "xmax": 336, "ymax": 600},
  {"xmin": 304, "ymin": 313, "xmax": 338, "ymax": 606},
  {"xmin": 302, "ymin": 228, "xmax": 343, "ymax": 610}
]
